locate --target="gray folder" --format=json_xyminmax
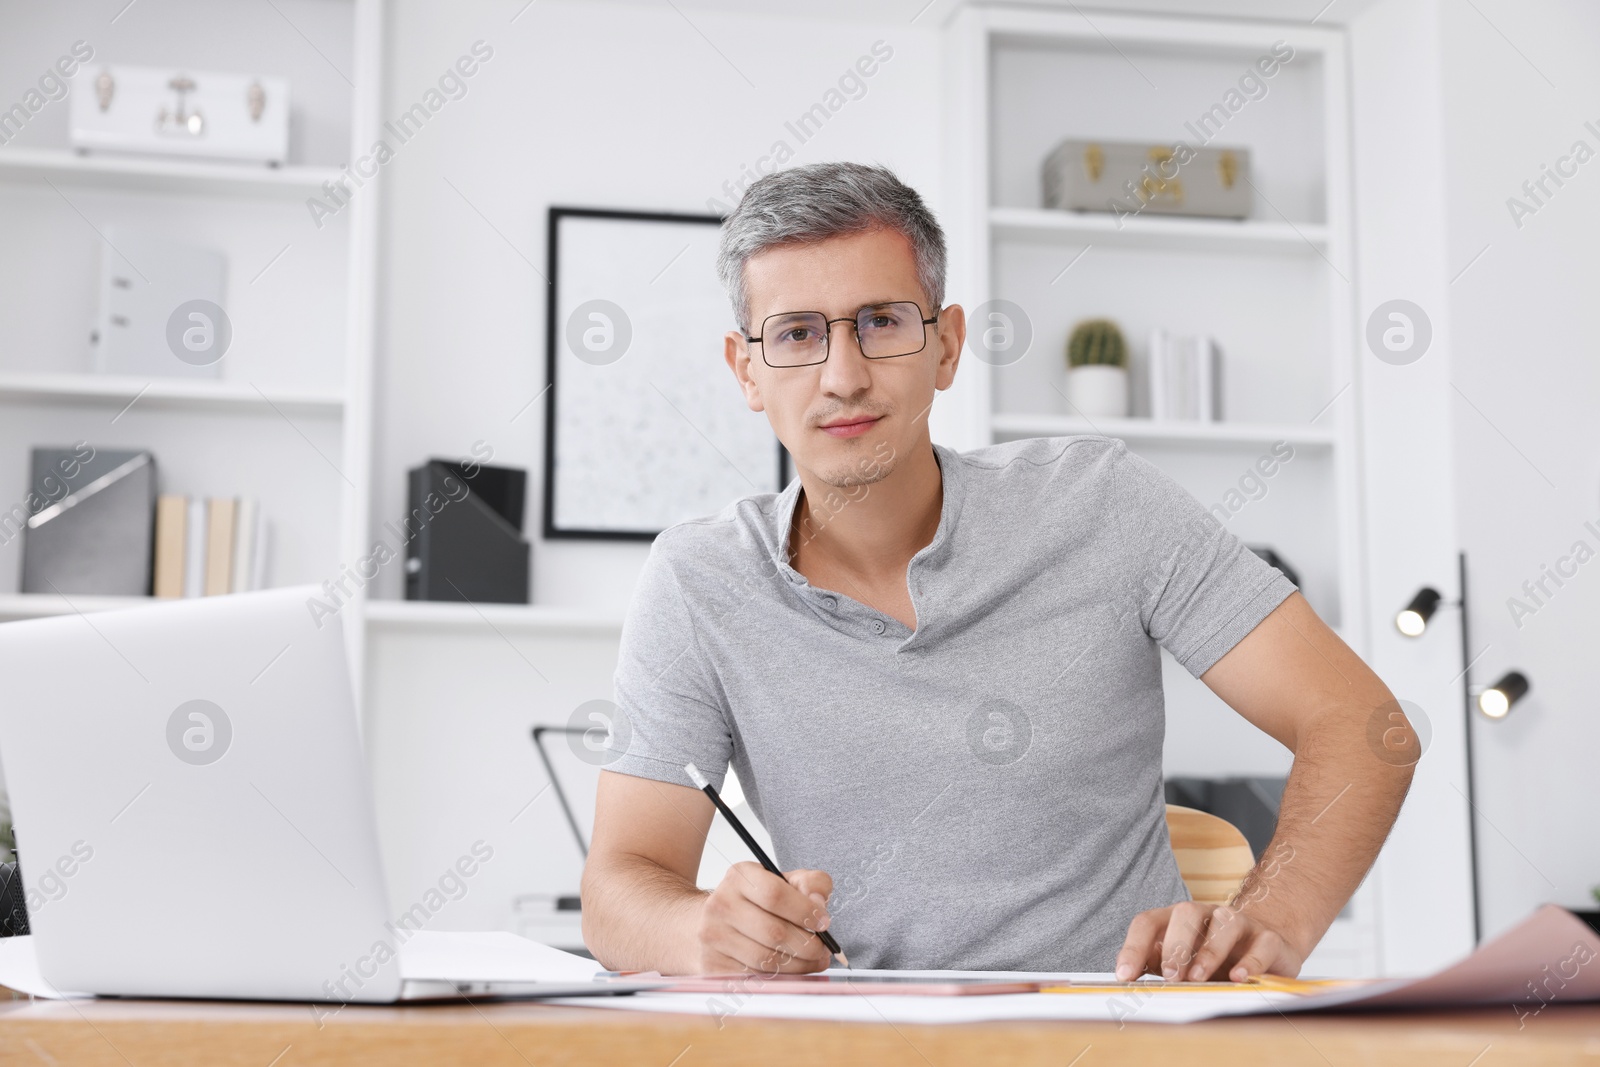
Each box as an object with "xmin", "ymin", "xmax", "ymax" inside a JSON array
[{"xmin": 20, "ymin": 448, "xmax": 157, "ymax": 597}]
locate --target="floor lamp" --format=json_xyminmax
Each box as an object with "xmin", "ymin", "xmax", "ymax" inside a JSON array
[{"xmin": 1396, "ymin": 551, "xmax": 1533, "ymax": 945}]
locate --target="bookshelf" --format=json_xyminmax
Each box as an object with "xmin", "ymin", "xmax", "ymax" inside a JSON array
[
  {"xmin": 939, "ymin": 7, "xmax": 1370, "ymax": 976},
  {"xmin": 941, "ymin": 6, "xmax": 1360, "ymax": 622},
  {"xmin": 0, "ymin": 0, "xmax": 382, "ymax": 699}
]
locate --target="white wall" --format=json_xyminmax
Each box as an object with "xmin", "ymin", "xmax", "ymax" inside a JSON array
[
  {"xmin": 1436, "ymin": 0, "xmax": 1600, "ymax": 936},
  {"xmin": 367, "ymin": 0, "xmax": 945, "ymax": 930}
]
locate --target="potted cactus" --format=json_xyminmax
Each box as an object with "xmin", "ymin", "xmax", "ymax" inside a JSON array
[{"xmin": 1064, "ymin": 318, "xmax": 1129, "ymax": 418}]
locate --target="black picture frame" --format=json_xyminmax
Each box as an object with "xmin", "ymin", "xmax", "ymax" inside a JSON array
[{"xmin": 543, "ymin": 206, "xmax": 790, "ymax": 541}]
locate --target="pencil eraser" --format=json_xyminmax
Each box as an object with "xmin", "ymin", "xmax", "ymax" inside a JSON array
[{"xmin": 684, "ymin": 763, "xmax": 709, "ymax": 789}]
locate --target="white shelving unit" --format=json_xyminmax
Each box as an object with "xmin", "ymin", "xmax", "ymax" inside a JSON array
[
  {"xmin": 941, "ymin": 7, "xmax": 1374, "ymax": 976},
  {"xmin": 0, "ymin": 0, "xmax": 382, "ymax": 699},
  {"xmin": 942, "ymin": 4, "xmax": 1362, "ymax": 634}
]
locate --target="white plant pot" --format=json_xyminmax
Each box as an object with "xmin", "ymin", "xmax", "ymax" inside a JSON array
[{"xmin": 1064, "ymin": 364, "xmax": 1128, "ymax": 418}]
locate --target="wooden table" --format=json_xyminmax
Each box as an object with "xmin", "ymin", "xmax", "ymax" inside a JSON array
[{"xmin": 2, "ymin": 993, "xmax": 1598, "ymax": 1066}]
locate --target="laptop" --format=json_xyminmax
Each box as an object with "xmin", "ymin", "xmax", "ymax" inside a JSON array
[{"xmin": 0, "ymin": 586, "xmax": 656, "ymax": 1003}]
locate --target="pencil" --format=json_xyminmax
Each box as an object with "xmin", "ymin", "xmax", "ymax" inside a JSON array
[{"xmin": 684, "ymin": 762, "xmax": 851, "ymax": 969}]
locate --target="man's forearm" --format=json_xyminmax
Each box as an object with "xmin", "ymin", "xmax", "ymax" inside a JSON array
[
  {"xmin": 581, "ymin": 852, "xmax": 708, "ymax": 973},
  {"xmin": 1231, "ymin": 703, "xmax": 1417, "ymax": 957}
]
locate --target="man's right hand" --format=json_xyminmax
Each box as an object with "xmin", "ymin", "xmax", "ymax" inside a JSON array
[{"xmin": 692, "ymin": 862, "xmax": 836, "ymax": 974}]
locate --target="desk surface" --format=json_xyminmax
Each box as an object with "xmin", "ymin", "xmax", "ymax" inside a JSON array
[{"xmin": 2, "ymin": 993, "xmax": 1598, "ymax": 1067}]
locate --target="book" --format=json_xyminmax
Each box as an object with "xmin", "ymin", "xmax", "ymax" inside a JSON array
[
  {"xmin": 183, "ymin": 498, "xmax": 206, "ymax": 598},
  {"xmin": 1195, "ymin": 335, "xmax": 1221, "ymax": 421},
  {"xmin": 1147, "ymin": 331, "xmax": 1221, "ymax": 422},
  {"xmin": 231, "ymin": 498, "xmax": 257, "ymax": 594},
  {"xmin": 203, "ymin": 498, "xmax": 237, "ymax": 596},
  {"xmin": 152, "ymin": 495, "xmax": 187, "ymax": 598},
  {"xmin": 151, "ymin": 493, "xmax": 269, "ymax": 597},
  {"xmin": 1172, "ymin": 336, "xmax": 1196, "ymax": 420},
  {"xmin": 1148, "ymin": 328, "xmax": 1169, "ymax": 420},
  {"xmin": 250, "ymin": 509, "xmax": 270, "ymax": 592}
]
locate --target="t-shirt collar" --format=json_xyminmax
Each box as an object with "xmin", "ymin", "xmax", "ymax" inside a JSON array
[{"xmin": 770, "ymin": 441, "xmax": 965, "ymax": 586}]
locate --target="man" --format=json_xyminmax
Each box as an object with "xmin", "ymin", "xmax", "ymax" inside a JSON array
[{"xmin": 581, "ymin": 162, "xmax": 1415, "ymax": 982}]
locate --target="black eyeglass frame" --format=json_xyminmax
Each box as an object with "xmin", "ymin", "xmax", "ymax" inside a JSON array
[{"xmin": 745, "ymin": 301, "xmax": 942, "ymax": 368}]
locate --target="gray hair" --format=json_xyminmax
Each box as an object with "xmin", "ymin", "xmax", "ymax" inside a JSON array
[{"xmin": 716, "ymin": 162, "xmax": 947, "ymax": 334}]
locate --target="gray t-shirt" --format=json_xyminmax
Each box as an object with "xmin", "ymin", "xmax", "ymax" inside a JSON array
[{"xmin": 605, "ymin": 435, "xmax": 1296, "ymax": 971}]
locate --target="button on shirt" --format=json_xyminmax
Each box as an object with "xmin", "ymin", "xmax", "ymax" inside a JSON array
[{"xmin": 606, "ymin": 435, "xmax": 1297, "ymax": 971}]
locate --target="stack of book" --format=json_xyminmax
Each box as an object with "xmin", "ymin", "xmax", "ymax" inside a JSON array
[
  {"xmin": 151, "ymin": 497, "xmax": 269, "ymax": 598},
  {"xmin": 1148, "ymin": 330, "xmax": 1222, "ymax": 422}
]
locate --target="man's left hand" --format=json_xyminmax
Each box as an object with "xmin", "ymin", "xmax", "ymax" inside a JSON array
[{"xmin": 1114, "ymin": 902, "xmax": 1306, "ymax": 983}]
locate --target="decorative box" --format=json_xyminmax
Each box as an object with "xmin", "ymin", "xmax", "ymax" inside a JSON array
[
  {"xmin": 70, "ymin": 64, "xmax": 290, "ymax": 165},
  {"xmin": 1042, "ymin": 139, "xmax": 1252, "ymax": 219}
]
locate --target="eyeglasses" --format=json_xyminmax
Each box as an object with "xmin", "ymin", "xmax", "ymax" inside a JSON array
[{"xmin": 746, "ymin": 301, "xmax": 939, "ymax": 368}]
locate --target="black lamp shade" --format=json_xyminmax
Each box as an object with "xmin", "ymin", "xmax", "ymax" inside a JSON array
[
  {"xmin": 1478, "ymin": 670, "xmax": 1530, "ymax": 719},
  {"xmin": 1396, "ymin": 586, "xmax": 1444, "ymax": 637}
]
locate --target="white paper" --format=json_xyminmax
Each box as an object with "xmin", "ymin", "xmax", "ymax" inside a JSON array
[
  {"xmin": 541, "ymin": 905, "xmax": 1600, "ymax": 1025},
  {"xmin": 540, "ymin": 974, "xmax": 1308, "ymax": 1026},
  {"xmin": 0, "ymin": 936, "xmax": 90, "ymax": 999},
  {"xmin": 396, "ymin": 930, "xmax": 602, "ymax": 984},
  {"xmin": 1275, "ymin": 904, "xmax": 1600, "ymax": 1015}
]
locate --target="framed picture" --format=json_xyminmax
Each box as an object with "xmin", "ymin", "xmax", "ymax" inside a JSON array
[{"xmin": 543, "ymin": 207, "xmax": 789, "ymax": 540}]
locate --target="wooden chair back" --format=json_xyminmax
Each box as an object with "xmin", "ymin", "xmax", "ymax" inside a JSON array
[{"xmin": 1165, "ymin": 803, "xmax": 1255, "ymax": 905}]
